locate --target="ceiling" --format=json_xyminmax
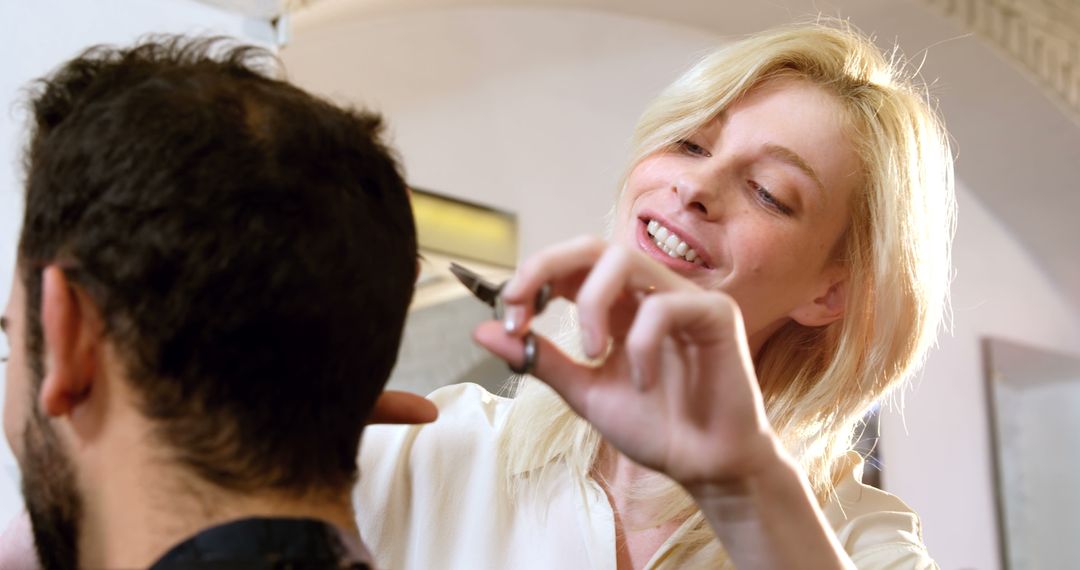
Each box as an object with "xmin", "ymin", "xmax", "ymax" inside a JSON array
[{"xmin": 283, "ymin": 0, "xmax": 1080, "ymax": 315}]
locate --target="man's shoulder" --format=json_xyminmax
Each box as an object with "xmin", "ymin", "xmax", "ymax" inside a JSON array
[
  {"xmin": 154, "ymin": 560, "xmax": 372, "ymax": 569},
  {"xmin": 151, "ymin": 517, "xmax": 373, "ymax": 569}
]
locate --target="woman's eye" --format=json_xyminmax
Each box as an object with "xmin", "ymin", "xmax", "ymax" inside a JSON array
[
  {"xmin": 751, "ymin": 181, "xmax": 794, "ymax": 216},
  {"xmin": 677, "ymin": 139, "xmax": 711, "ymax": 157}
]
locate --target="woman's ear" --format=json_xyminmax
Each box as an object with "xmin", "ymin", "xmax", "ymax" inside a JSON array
[
  {"xmin": 39, "ymin": 266, "xmax": 99, "ymax": 418},
  {"xmin": 789, "ymin": 269, "xmax": 847, "ymax": 328}
]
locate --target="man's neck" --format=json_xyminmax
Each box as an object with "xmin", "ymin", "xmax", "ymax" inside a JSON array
[{"xmin": 78, "ymin": 444, "xmax": 357, "ymax": 568}]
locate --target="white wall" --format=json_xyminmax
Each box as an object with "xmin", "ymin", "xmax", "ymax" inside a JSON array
[
  {"xmin": 0, "ymin": 0, "xmax": 276, "ymax": 525},
  {"xmin": 880, "ymin": 183, "xmax": 1080, "ymax": 570},
  {"xmin": 284, "ymin": 7, "xmax": 1080, "ymax": 570},
  {"xmin": 283, "ymin": 7, "xmax": 722, "ymax": 256}
]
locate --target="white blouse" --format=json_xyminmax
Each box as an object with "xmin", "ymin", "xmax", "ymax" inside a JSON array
[{"xmin": 355, "ymin": 383, "xmax": 937, "ymax": 569}]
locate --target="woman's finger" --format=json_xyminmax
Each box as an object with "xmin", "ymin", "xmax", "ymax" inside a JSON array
[
  {"xmin": 473, "ymin": 320, "xmax": 605, "ymax": 416},
  {"xmin": 624, "ymin": 291, "xmax": 748, "ymax": 391},
  {"xmin": 500, "ymin": 236, "xmax": 607, "ymax": 335},
  {"xmin": 575, "ymin": 244, "xmax": 694, "ymax": 359}
]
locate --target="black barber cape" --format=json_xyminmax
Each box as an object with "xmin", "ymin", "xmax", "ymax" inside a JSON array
[{"xmin": 151, "ymin": 517, "xmax": 372, "ymax": 569}]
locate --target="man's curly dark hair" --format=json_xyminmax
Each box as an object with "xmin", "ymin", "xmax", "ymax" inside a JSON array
[{"xmin": 19, "ymin": 35, "xmax": 417, "ymax": 495}]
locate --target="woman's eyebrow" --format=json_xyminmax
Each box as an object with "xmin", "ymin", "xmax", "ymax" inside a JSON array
[
  {"xmin": 762, "ymin": 143, "xmax": 825, "ymax": 194},
  {"xmin": 0, "ymin": 316, "xmax": 7, "ymax": 333}
]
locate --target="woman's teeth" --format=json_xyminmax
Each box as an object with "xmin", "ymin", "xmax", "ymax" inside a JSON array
[{"xmin": 646, "ymin": 220, "xmax": 703, "ymax": 265}]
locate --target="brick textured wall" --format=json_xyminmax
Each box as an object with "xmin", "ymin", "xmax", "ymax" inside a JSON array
[{"xmin": 923, "ymin": 0, "xmax": 1080, "ymax": 123}]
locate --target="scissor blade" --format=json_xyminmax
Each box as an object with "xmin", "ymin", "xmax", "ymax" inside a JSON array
[{"xmin": 449, "ymin": 262, "xmax": 502, "ymax": 308}]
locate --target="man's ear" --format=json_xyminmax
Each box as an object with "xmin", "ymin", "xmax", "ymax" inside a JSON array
[
  {"xmin": 368, "ymin": 391, "xmax": 438, "ymax": 425},
  {"xmin": 39, "ymin": 266, "xmax": 99, "ymax": 418},
  {"xmin": 789, "ymin": 269, "xmax": 847, "ymax": 328}
]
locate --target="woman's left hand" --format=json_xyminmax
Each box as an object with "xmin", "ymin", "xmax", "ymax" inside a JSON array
[{"xmin": 473, "ymin": 236, "xmax": 779, "ymax": 489}]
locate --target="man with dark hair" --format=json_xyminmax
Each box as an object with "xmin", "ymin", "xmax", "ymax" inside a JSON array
[{"xmin": 0, "ymin": 36, "xmax": 431, "ymax": 568}]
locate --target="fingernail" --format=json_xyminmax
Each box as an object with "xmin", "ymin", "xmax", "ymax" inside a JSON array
[
  {"xmin": 501, "ymin": 277, "xmax": 518, "ymax": 300},
  {"xmin": 504, "ymin": 306, "xmax": 525, "ymax": 333}
]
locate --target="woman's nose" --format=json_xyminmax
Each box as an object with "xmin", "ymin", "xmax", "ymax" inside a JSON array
[{"xmin": 673, "ymin": 168, "xmax": 723, "ymax": 219}]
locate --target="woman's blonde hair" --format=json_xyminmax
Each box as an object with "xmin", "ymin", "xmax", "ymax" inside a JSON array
[{"xmin": 499, "ymin": 20, "xmax": 955, "ymax": 564}]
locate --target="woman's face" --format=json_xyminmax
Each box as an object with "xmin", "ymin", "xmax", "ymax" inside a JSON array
[{"xmin": 614, "ymin": 78, "xmax": 861, "ymax": 350}]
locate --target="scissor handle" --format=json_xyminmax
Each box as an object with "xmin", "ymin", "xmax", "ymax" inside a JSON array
[
  {"xmin": 534, "ymin": 282, "xmax": 552, "ymax": 314},
  {"xmin": 508, "ymin": 333, "xmax": 538, "ymax": 376}
]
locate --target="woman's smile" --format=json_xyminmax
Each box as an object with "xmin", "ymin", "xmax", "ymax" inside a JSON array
[
  {"xmin": 615, "ymin": 77, "xmax": 860, "ymax": 336},
  {"xmin": 636, "ymin": 214, "xmax": 712, "ymax": 271}
]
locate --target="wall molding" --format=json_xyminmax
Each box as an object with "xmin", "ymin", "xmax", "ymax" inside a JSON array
[{"xmin": 921, "ymin": 0, "xmax": 1080, "ymax": 123}]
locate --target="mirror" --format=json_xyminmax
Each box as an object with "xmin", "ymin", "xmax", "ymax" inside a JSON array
[
  {"xmin": 387, "ymin": 189, "xmax": 519, "ymax": 396},
  {"xmin": 984, "ymin": 337, "xmax": 1080, "ymax": 569}
]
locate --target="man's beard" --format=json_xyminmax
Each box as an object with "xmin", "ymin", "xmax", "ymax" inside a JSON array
[{"xmin": 21, "ymin": 413, "xmax": 81, "ymax": 570}]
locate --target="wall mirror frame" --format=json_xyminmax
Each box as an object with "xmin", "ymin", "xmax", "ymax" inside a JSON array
[{"xmin": 983, "ymin": 337, "xmax": 1080, "ymax": 570}]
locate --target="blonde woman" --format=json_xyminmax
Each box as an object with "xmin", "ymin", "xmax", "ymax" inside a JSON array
[
  {"xmin": 0, "ymin": 21, "xmax": 949, "ymax": 570},
  {"xmin": 358, "ymin": 22, "xmax": 951, "ymax": 570}
]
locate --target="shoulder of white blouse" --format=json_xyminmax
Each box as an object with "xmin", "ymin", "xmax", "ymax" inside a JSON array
[
  {"xmin": 822, "ymin": 451, "xmax": 935, "ymax": 565},
  {"xmin": 359, "ymin": 382, "xmax": 512, "ymax": 468}
]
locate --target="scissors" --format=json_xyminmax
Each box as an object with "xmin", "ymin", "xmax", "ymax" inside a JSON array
[{"xmin": 449, "ymin": 262, "xmax": 551, "ymax": 375}]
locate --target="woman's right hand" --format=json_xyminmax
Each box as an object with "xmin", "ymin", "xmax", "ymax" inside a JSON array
[
  {"xmin": 474, "ymin": 235, "xmax": 780, "ymax": 490},
  {"xmin": 474, "ymin": 235, "xmax": 853, "ymax": 569}
]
